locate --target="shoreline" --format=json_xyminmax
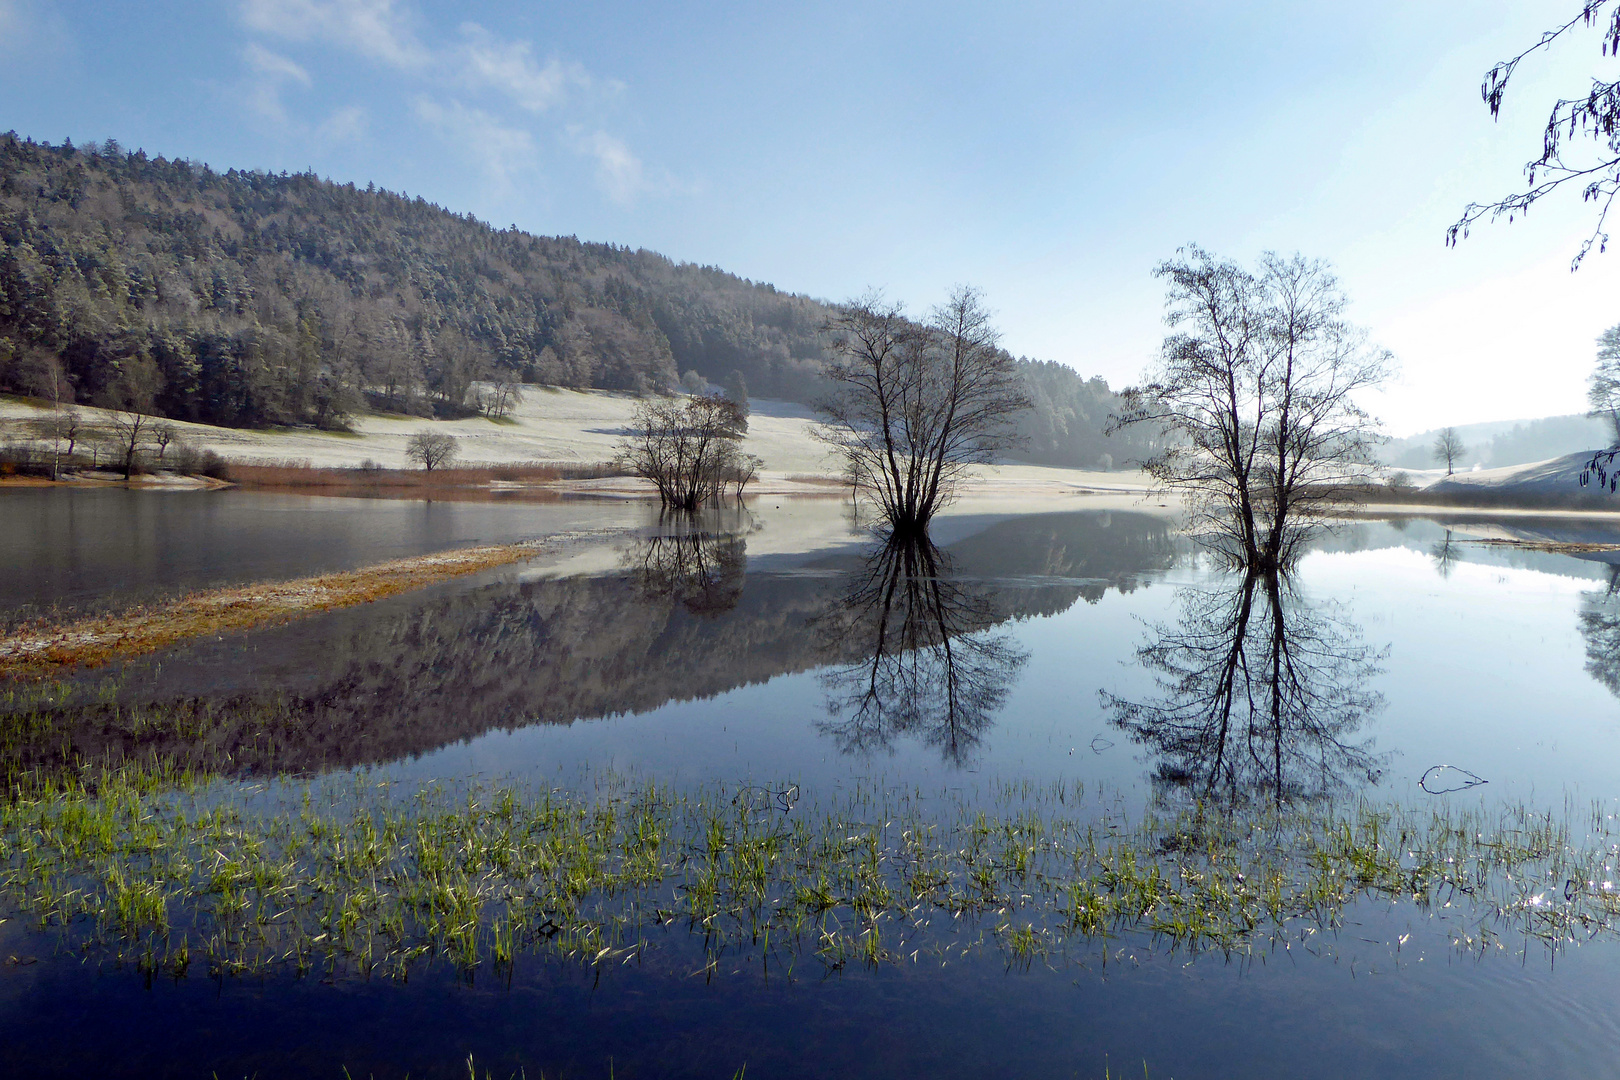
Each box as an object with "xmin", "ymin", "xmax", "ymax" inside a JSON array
[{"xmin": 0, "ymin": 528, "xmax": 631, "ymax": 680}]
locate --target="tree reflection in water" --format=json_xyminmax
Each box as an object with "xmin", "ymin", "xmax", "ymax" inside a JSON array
[
  {"xmin": 1103, "ymin": 567, "xmax": 1387, "ymax": 805},
  {"xmin": 817, "ymin": 534, "xmax": 1028, "ymax": 765},
  {"xmin": 1430, "ymin": 529, "xmax": 1460, "ymax": 579},
  {"xmin": 624, "ymin": 511, "xmax": 749, "ymax": 615},
  {"xmin": 1579, "ymin": 565, "xmax": 1620, "ymax": 699}
]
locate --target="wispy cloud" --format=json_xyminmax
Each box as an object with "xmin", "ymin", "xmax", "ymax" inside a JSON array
[
  {"xmin": 569, "ymin": 128, "xmax": 648, "ymax": 205},
  {"xmin": 240, "ymin": 0, "xmax": 428, "ymax": 69},
  {"xmin": 415, "ymin": 97, "xmax": 536, "ymax": 194},
  {"xmin": 316, "ymin": 104, "xmax": 369, "ymax": 143},
  {"xmin": 0, "ymin": 0, "xmax": 71, "ymax": 61},
  {"xmin": 239, "ymin": 1, "xmax": 673, "ymax": 208},
  {"xmin": 239, "ymin": 42, "xmax": 366, "ymax": 145},
  {"xmin": 0, "ymin": 1, "xmax": 22, "ymax": 49},
  {"xmin": 245, "ymin": 42, "xmax": 311, "ymax": 85},
  {"xmin": 241, "ymin": 43, "xmax": 310, "ymax": 124},
  {"xmin": 456, "ymin": 22, "xmax": 591, "ymax": 113}
]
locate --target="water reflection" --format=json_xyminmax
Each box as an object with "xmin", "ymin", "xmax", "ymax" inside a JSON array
[
  {"xmin": 1579, "ymin": 566, "xmax": 1620, "ymax": 700},
  {"xmin": 1430, "ymin": 529, "xmax": 1460, "ymax": 579},
  {"xmin": 625, "ymin": 512, "xmax": 750, "ymax": 615},
  {"xmin": 816, "ymin": 535, "xmax": 1029, "ymax": 764},
  {"xmin": 1103, "ymin": 567, "xmax": 1387, "ymax": 805},
  {"xmin": 8, "ymin": 509, "xmax": 1177, "ymax": 780}
]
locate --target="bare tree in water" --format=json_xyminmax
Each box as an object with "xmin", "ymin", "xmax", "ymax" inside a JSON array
[
  {"xmin": 618, "ymin": 393, "xmax": 750, "ymax": 511},
  {"xmin": 816, "ymin": 288, "xmax": 1030, "ymax": 537},
  {"xmin": 1111, "ymin": 248, "xmax": 1391, "ymax": 570}
]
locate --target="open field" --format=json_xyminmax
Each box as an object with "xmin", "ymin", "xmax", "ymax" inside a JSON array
[{"xmin": 0, "ymin": 389, "xmax": 1149, "ymax": 498}]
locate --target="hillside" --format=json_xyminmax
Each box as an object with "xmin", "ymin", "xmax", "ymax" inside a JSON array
[
  {"xmin": 1424, "ymin": 451, "xmax": 1604, "ymax": 500},
  {"xmin": 0, "ymin": 133, "xmax": 1152, "ymax": 470},
  {"xmin": 1382, "ymin": 414, "xmax": 1612, "ymax": 471}
]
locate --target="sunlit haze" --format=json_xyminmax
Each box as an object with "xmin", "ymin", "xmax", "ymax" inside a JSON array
[{"xmin": 3, "ymin": 0, "xmax": 1616, "ymax": 435}]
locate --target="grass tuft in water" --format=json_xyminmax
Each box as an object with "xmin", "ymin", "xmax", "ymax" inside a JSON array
[{"xmin": 4, "ymin": 762, "xmax": 1620, "ymax": 982}]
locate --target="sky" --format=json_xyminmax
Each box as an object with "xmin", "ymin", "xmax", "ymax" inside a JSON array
[{"xmin": 1, "ymin": 0, "xmax": 1617, "ymax": 436}]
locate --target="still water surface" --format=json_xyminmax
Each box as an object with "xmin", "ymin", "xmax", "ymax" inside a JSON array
[{"xmin": 4, "ymin": 489, "xmax": 1620, "ymax": 1077}]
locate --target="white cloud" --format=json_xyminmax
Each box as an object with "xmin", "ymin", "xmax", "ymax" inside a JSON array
[
  {"xmin": 415, "ymin": 97, "xmax": 537, "ymax": 194},
  {"xmin": 456, "ymin": 22, "xmax": 589, "ymax": 113},
  {"xmin": 244, "ymin": 42, "xmax": 311, "ymax": 85},
  {"xmin": 316, "ymin": 104, "xmax": 368, "ymax": 143},
  {"xmin": 238, "ymin": 43, "xmax": 366, "ymax": 144},
  {"xmin": 240, "ymin": 0, "xmax": 428, "ymax": 69},
  {"xmin": 0, "ymin": 1, "xmax": 21, "ymax": 47},
  {"xmin": 240, "ymin": 43, "xmax": 311, "ymax": 125},
  {"xmin": 0, "ymin": 0, "xmax": 70, "ymax": 61},
  {"xmin": 569, "ymin": 128, "xmax": 648, "ymax": 205},
  {"xmin": 238, "ymin": 3, "xmax": 675, "ymax": 212}
]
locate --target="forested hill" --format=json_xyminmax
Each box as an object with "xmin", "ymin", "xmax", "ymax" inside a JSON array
[{"xmin": 0, "ymin": 133, "xmax": 1149, "ymax": 468}]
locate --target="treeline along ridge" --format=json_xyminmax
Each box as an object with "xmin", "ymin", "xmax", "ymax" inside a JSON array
[{"xmin": 0, "ymin": 133, "xmax": 1150, "ymax": 469}]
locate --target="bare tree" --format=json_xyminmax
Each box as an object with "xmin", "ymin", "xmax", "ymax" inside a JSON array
[
  {"xmin": 152, "ymin": 421, "xmax": 178, "ymax": 464},
  {"xmin": 479, "ymin": 379, "xmax": 525, "ymax": 420},
  {"xmin": 428, "ymin": 325, "xmax": 488, "ymax": 411},
  {"xmin": 816, "ymin": 287, "xmax": 1030, "ymax": 536},
  {"xmin": 1432, "ymin": 427, "xmax": 1465, "ymax": 475},
  {"xmin": 405, "ymin": 430, "xmax": 459, "ymax": 471},
  {"xmin": 1110, "ymin": 248, "xmax": 1392, "ymax": 570},
  {"xmin": 1589, "ymin": 322, "xmax": 1620, "ymax": 445},
  {"xmin": 54, "ymin": 407, "xmax": 82, "ymax": 461},
  {"xmin": 105, "ymin": 410, "xmax": 151, "ymax": 481},
  {"xmin": 19, "ymin": 347, "xmax": 69, "ymax": 479},
  {"xmin": 617, "ymin": 392, "xmax": 749, "ymax": 511},
  {"xmin": 1448, "ymin": 2, "xmax": 1620, "ymax": 268},
  {"xmin": 732, "ymin": 450, "xmax": 761, "ymax": 501}
]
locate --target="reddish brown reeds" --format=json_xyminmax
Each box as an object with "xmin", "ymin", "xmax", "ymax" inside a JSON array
[{"xmin": 225, "ymin": 459, "xmax": 626, "ymax": 492}]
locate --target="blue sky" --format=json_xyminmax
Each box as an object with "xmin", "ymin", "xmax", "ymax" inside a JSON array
[{"xmin": 2, "ymin": 0, "xmax": 1618, "ymax": 434}]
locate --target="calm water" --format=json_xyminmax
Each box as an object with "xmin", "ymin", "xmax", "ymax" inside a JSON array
[{"xmin": 6, "ymin": 489, "xmax": 1620, "ymax": 1077}]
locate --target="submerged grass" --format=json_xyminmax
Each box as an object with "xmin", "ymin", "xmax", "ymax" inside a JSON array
[{"xmin": 4, "ymin": 762, "xmax": 1620, "ymax": 983}]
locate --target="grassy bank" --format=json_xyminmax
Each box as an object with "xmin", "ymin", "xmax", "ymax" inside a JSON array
[{"xmin": 1, "ymin": 761, "xmax": 1615, "ymax": 983}]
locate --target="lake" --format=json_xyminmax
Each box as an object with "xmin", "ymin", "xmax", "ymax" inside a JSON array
[{"xmin": 4, "ymin": 488, "xmax": 1620, "ymax": 1078}]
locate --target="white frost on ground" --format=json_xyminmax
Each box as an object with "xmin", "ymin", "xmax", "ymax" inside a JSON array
[
  {"xmin": 1426, "ymin": 451, "xmax": 1602, "ymax": 496},
  {"xmin": 0, "ymin": 387, "xmax": 1152, "ymax": 497}
]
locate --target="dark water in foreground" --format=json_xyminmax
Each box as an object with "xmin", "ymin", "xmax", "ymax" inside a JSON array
[{"xmin": 6, "ymin": 490, "xmax": 1620, "ymax": 1078}]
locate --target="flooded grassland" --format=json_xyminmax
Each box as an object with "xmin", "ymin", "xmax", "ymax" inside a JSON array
[{"xmin": 4, "ymin": 488, "xmax": 1620, "ymax": 1078}]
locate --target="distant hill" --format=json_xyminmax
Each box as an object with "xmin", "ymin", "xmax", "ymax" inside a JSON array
[
  {"xmin": 0, "ymin": 133, "xmax": 1154, "ymax": 471},
  {"xmin": 1382, "ymin": 414, "xmax": 1612, "ymax": 471}
]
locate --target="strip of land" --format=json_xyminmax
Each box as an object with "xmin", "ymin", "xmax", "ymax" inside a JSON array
[
  {"xmin": 0, "ymin": 531, "xmax": 620, "ymax": 679},
  {"xmin": 0, "ymin": 389, "xmax": 1144, "ymax": 498}
]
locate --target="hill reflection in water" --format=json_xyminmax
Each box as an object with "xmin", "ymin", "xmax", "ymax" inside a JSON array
[{"xmin": 10, "ymin": 510, "xmax": 1178, "ymax": 779}]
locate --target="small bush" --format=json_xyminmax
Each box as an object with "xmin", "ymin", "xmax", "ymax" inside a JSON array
[{"xmin": 169, "ymin": 444, "xmax": 229, "ymax": 479}]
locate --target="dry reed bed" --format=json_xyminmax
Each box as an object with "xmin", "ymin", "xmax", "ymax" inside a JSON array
[
  {"xmin": 226, "ymin": 461, "xmax": 627, "ymax": 492},
  {"xmin": 2, "ymin": 763, "xmax": 1618, "ymax": 983},
  {"xmin": 0, "ymin": 536, "xmax": 598, "ymax": 678}
]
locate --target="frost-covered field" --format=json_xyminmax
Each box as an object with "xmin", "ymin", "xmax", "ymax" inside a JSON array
[{"xmin": 0, "ymin": 388, "xmax": 1146, "ymax": 498}]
